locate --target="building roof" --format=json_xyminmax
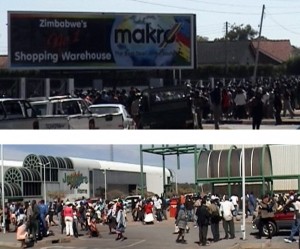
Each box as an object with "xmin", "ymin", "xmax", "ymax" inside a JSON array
[
  {"xmin": 251, "ymin": 39, "xmax": 293, "ymax": 63},
  {"xmin": 197, "ymin": 39, "xmax": 294, "ymax": 66}
]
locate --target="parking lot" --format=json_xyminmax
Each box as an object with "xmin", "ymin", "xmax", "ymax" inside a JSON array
[{"xmin": 15, "ymin": 216, "xmax": 300, "ymax": 249}]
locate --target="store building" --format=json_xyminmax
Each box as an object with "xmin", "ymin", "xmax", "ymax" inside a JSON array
[{"xmin": 0, "ymin": 154, "xmax": 171, "ymax": 201}]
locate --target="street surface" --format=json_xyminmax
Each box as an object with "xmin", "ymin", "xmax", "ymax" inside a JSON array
[{"xmin": 8, "ymin": 217, "xmax": 298, "ymax": 249}]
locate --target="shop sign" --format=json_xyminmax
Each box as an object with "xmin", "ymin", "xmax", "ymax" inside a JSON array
[{"xmin": 62, "ymin": 171, "xmax": 88, "ymax": 189}]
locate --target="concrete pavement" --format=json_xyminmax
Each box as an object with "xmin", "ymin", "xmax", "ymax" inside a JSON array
[
  {"xmin": 0, "ymin": 224, "xmax": 71, "ymax": 248},
  {"xmin": 0, "ymin": 215, "xmax": 299, "ymax": 249}
]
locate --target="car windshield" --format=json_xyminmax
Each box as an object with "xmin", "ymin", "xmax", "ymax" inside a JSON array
[{"xmin": 90, "ymin": 106, "xmax": 120, "ymax": 115}]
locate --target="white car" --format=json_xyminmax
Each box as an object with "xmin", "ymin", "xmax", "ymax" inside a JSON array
[{"xmin": 89, "ymin": 104, "xmax": 136, "ymax": 129}]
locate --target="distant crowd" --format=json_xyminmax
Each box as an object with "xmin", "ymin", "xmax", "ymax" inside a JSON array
[{"xmin": 68, "ymin": 75, "xmax": 300, "ymax": 129}]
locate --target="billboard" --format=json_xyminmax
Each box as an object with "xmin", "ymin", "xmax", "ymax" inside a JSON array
[{"xmin": 8, "ymin": 11, "xmax": 196, "ymax": 70}]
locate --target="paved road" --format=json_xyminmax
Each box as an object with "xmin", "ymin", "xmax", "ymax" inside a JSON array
[
  {"xmin": 202, "ymin": 123, "xmax": 299, "ymax": 129},
  {"xmin": 10, "ymin": 218, "xmax": 298, "ymax": 249}
]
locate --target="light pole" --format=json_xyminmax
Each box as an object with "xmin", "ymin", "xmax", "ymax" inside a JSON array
[
  {"xmin": 1, "ymin": 144, "xmax": 5, "ymax": 234},
  {"xmin": 104, "ymin": 169, "xmax": 107, "ymax": 200},
  {"xmin": 39, "ymin": 162, "xmax": 50, "ymax": 203}
]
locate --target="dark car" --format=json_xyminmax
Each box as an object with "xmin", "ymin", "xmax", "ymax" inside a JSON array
[
  {"xmin": 252, "ymin": 206, "xmax": 295, "ymax": 236},
  {"xmin": 138, "ymin": 86, "xmax": 194, "ymax": 129}
]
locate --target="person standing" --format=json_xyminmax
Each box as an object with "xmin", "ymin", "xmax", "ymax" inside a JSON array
[
  {"xmin": 154, "ymin": 195, "xmax": 162, "ymax": 222},
  {"xmin": 209, "ymin": 197, "xmax": 221, "ymax": 242},
  {"xmin": 249, "ymin": 89, "xmax": 264, "ymax": 130},
  {"xmin": 185, "ymin": 196, "xmax": 194, "ymax": 222},
  {"xmin": 220, "ymin": 195, "xmax": 235, "ymax": 239},
  {"xmin": 175, "ymin": 204, "xmax": 188, "ymax": 244},
  {"xmin": 27, "ymin": 200, "xmax": 39, "ymax": 243},
  {"xmin": 230, "ymin": 194, "xmax": 239, "ymax": 216},
  {"xmin": 273, "ymin": 88, "xmax": 283, "ymax": 125},
  {"xmin": 115, "ymin": 203, "xmax": 127, "ymax": 241},
  {"xmin": 64, "ymin": 202, "xmax": 74, "ymax": 237},
  {"xmin": 38, "ymin": 200, "xmax": 48, "ymax": 237},
  {"xmin": 248, "ymin": 192, "xmax": 256, "ymax": 216},
  {"xmin": 210, "ymin": 84, "xmax": 222, "ymax": 129},
  {"xmin": 196, "ymin": 196, "xmax": 211, "ymax": 246},
  {"xmin": 256, "ymin": 194, "xmax": 275, "ymax": 239}
]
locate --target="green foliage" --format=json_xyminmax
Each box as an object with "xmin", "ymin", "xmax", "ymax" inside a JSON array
[
  {"xmin": 286, "ymin": 56, "xmax": 300, "ymax": 75},
  {"xmin": 226, "ymin": 24, "xmax": 258, "ymax": 41}
]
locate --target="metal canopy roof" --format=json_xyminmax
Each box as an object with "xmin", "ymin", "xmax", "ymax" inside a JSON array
[{"xmin": 142, "ymin": 144, "xmax": 204, "ymax": 156}]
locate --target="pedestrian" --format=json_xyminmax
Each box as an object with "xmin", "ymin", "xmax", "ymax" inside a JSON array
[
  {"xmin": 115, "ymin": 203, "xmax": 127, "ymax": 241},
  {"xmin": 273, "ymin": 88, "xmax": 282, "ymax": 125},
  {"xmin": 185, "ymin": 196, "xmax": 194, "ymax": 222},
  {"xmin": 161, "ymin": 196, "xmax": 168, "ymax": 220},
  {"xmin": 196, "ymin": 196, "xmax": 211, "ymax": 246},
  {"xmin": 89, "ymin": 217, "xmax": 101, "ymax": 238},
  {"xmin": 175, "ymin": 204, "xmax": 188, "ymax": 244},
  {"xmin": 248, "ymin": 192, "xmax": 256, "ymax": 216},
  {"xmin": 16, "ymin": 221, "xmax": 28, "ymax": 249},
  {"xmin": 230, "ymin": 194, "xmax": 239, "ymax": 216},
  {"xmin": 106, "ymin": 203, "xmax": 117, "ymax": 234},
  {"xmin": 249, "ymin": 89, "xmax": 264, "ymax": 130},
  {"xmin": 256, "ymin": 194, "xmax": 276, "ymax": 239},
  {"xmin": 153, "ymin": 194, "xmax": 162, "ymax": 222},
  {"xmin": 210, "ymin": 83, "xmax": 222, "ymax": 129},
  {"xmin": 209, "ymin": 196, "xmax": 221, "ymax": 242},
  {"xmin": 64, "ymin": 202, "xmax": 74, "ymax": 237},
  {"xmin": 27, "ymin": 200, "xmax": 39, "ymax": 243},
  {"xmin": 220, "ymin": 195, "xmax": 235, "ymax": 239},
  {"xmin": 284, "ymin": 194, "xmax": 300, "ymax": 243},
  {"xmin": 48, "ymin": 201, "xmax": 57, "ymax": 226}
]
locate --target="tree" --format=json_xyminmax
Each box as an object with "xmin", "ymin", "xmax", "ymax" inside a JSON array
[
  {"xmin": 226, "ymin": 24, "xmax": 258, "ymax": 41},
  {"xmin": 197, "ymin": 36, "xmax": 209, "ymax": 42}
]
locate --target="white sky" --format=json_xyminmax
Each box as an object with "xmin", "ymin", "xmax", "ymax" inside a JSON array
[{"xmin": 1, "ymin": 0, "xmax": 300, "ymax": 54}]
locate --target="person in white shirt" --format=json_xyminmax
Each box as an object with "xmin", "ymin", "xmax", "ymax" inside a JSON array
[
  {"xmin": 154, "ymin": 195, "xmax": 162, "ymax": 222},
  {"xmin": 220, "ymin": 195, "xmax": 235, "ymax": 239},
  {"xmin": 284, "ymin": 194, "xmax": 300, "ymax": 243},
  {"xmin": 230, "ymin": 194, "xmax": 239, "ymax": 216}
]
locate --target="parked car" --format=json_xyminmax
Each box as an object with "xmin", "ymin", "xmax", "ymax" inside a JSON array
[
  {"xmin": 0, "ymin": 98, "xmax": 39, "ymax": 129},
  {"xmin": 125, "ymin": 195, "xmax": 142, "ymax": 212},
  {"xmin": 29, "ymin": 95, "xmax": 124, "ymax": 129},
  {"xmin": 89, "ymin": 103, "xmax": 136, "ymax": 129},
  {"xmin": 252, "ymin": 206, "xmax": 295, "ymax": 237}
]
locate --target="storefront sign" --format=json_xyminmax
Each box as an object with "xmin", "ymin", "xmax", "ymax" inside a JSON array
[
  {"xmin": 8, "ymin": 11, "xmax": 196, "ymax": 69},
  {"xmin": 62, "ymin": 171, "xmax": 88, "ymax": 189}
]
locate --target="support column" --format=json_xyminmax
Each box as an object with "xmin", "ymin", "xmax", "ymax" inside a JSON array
[
  {"xmin": 45, "ymin": 78, "xmax": 51, "ymax": 97},
  {"xmin": 68, "ymin": 78, "xmax": 75, "ymax": 95},
  {"xmin": 20, "ymin": 78, "xmax": 26, "ymax": 99}
]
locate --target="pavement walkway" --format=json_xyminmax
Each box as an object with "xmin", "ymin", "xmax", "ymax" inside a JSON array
[
  {"xmin": 204, "ymin": 109, "xmax": 300, "ymax": 127},
  {"xmin": 0, "ymin": 224, "xmax": 71, "ymax": 248}
]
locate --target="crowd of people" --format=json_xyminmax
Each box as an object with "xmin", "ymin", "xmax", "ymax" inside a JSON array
[
  {"xmin": 191, "ymin": 76, "xmax": 300, "ymax": 129},
  {"xmin": 1, "ymin": 190, "xmax": 300, "ymax": 248},
  {"xmin": 172, "ymin": 190, "xmax": 300, "ymax": 246},
  {"xmin": 69, "ymin": 76, "xmax": 300, "ymax": 129},
  {"xmin": 0, "ymin": 197, "xmax": 129, "ymax": 248}
]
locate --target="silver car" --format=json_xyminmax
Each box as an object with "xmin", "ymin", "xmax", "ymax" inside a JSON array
[{"xmin": 89, "ymin": 103, "xmax": 136, "ymax": 129}]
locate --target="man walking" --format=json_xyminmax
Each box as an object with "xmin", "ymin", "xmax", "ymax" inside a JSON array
[
  {"xmin": 196, "ymin": 196, "xmax": 211, "ymax": 246},
  {"xmin": 220, "ymin": 195, "xmax": 235, "ymax": 239}
]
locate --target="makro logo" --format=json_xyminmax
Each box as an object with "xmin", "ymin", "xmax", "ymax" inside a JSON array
[{"xmin": 114, "ymin": 23, "xmax": 181, "ymax": 46}]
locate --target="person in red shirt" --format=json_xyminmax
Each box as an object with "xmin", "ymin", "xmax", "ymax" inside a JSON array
[
  {"xmin": 64, "ymin": 202, "xmax": 74, "ymax": 237},
  {"xmin": 144, "ymin": 199, "xmax": 154, "ymax": 224}
]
